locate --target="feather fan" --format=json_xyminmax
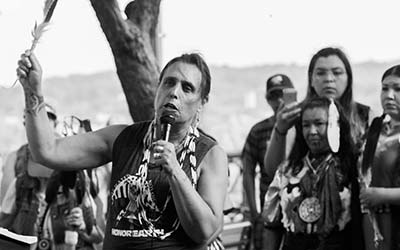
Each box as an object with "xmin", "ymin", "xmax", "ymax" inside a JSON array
[
  {"xmin": 358, "ymin": 114, "xmax": 387, "ymax": 247},
  {"xmin": 30, "ymin": 0, "xmax": 59, "ymax": 51},
  {"xmin": 9, "ymin": 0, "xmax": 59, "ymax": 88}
]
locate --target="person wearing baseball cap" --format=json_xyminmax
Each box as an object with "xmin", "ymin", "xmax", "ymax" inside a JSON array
[
  {"xmin": 266, "ymin": 74, "xmax": 294, "ymax": 113},
  {"xmin": 242, "ymin": 73, "xmax": 295, "ymax": 250}
]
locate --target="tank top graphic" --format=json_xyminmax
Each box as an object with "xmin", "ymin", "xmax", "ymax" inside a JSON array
[{"xmin": 104, "ymin": 121, "xmax": 216, "ymax": 250}]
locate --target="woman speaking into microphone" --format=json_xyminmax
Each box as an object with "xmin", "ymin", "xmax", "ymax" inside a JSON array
[{"xmin": 17, "ymin": 52, "xmax": 228, "ymax": 250}]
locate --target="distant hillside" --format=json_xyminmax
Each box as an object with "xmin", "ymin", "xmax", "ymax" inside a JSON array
[{"xmin": 0, "ymin": 60, "xmax": 398, "ymax": 155}]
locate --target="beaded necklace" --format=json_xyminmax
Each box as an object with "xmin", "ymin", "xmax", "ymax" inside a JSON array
[{"xmin": 297, "ymin": 153, "xmax": 333, "ymax": 233}]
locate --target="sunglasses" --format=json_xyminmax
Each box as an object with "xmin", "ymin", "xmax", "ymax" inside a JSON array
[{"xmin": 62, "ymin": 115, "xmax": 92, "ymax": 136}]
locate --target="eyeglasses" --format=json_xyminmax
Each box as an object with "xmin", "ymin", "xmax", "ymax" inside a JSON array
[{"xmin": 62, "ymin": 115, "xmax": 92, "ymax": 136}]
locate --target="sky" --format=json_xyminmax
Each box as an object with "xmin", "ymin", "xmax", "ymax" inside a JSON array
[{"xmin": 1, "ymin": 0, "xmax": 400, "ymax": 86}]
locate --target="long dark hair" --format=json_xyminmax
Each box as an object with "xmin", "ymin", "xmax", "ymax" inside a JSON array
[
  {"xmin": 381, "ymin": 64, "xmax": 400, "ymax": 81},
  {"xmin": 287, "ymin": 97, "xmax": 356, "ymax": 181},
  {"xmin": 306, "ymin": 47, "xmax": 366, "ymax": 145},
  {"xmin": 307, "ymin": 47, "xmax": 353, "ymax": 110},
  {"xmin": 362, "ymin": 64, "xmax": 400, "ymax": 183}
]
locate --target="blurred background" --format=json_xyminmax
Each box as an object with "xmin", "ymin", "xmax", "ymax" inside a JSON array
[
  {"xmin": 1, "ymin": 0, "xmax": 399, "ymax": 156},
  {"xmin": 0, "ymin": 61, "xmax": 394, "ymax": 156},
  {"xmin": 1, "ymin": 1, "xmax": 400, "ymax": 248}
]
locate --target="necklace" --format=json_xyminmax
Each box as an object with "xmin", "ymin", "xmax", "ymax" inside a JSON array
[
  {"xmin": 305, "ymin": 153, "xmax": 332, "ymax": 193},
  {"xmin": 174, "ymin": 135, "xmax": 187, "ymax": 152},
  {"xmin": 298, "ymin": 153, "xmax": 333, "ymax": 232},
  {"xmin": 112, "ymin": 120, "xmax": 199, "ymax": 239},
  {"xmin": 307, "ymin": 153, "xmax": 332, "ymax": 174}
]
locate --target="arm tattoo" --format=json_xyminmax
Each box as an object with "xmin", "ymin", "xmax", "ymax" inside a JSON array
[{"xmin": 24, "ymin": 91, "xmax": 45, "ymax": 116}]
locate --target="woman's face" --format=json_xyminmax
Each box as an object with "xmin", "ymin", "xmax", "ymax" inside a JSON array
[
  {"xmin": 154, "ymin": 62, "xmax": 203, "ymax": 126},
  {"xmin": 311, "ymin": 55, "xmax": 348, "ymax": 100},
  {"xmin": 381, "ymin": 75, "xmax": 400, "ymax": 120},
  {"xmin": 302, "ymin": 107, "xmax": 330, "ymax": 155}
]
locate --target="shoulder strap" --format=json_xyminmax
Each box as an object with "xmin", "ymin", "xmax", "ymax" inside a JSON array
[
  {"xmin": 196, "ymin": 129, "xmax": 217, "ymax": 167},
  {"xmin": 37, "ymin": 204, "xmax": 50, "ymax": 239},
  {"xmin": 112, "ymin": 121, "xmax": 150, "ymax": 167}
]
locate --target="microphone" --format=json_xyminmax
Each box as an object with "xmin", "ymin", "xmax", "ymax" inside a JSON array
[{"xmin": 160, "ymin": 114, "xmax": 175, "ymax": 141}]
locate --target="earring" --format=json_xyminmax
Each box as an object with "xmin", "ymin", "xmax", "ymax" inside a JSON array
[{"xmin": 192, "ymin": 111, "xmax": 200, "ymax": 129}]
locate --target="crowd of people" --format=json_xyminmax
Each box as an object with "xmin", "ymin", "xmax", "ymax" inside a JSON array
[
  {"xmin": 243, "ymin": 47, "xmax": 400, "ymax": 250},
  {"xmin": 0, "ymin": 45, "xmax": 398, "ymax": 250}
]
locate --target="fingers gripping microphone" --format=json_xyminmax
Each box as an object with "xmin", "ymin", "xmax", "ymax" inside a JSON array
[{"xmin": 160, "ymin": 114, "xmax": 175, "ymax": 141}]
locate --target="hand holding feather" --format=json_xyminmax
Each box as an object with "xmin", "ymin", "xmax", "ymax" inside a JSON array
[
  {"xmin": 13, "ymin": 0, "xmax": 58, "ymax": 88},
  {"xmin": 16, "ymin": 52, "xmax": 43, "ymax": 95},
  {"xmin": 30, "ymin": 0, "xmax": 58, "ymax": 52}
]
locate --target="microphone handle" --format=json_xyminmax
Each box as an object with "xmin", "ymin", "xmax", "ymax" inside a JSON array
[{"xmin": 163, "ymin": 123, "xmax": 171, "ymax": 141}]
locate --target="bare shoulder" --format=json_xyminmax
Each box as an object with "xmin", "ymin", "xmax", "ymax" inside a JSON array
[
  {"xmin": 197, "ymin": 144, "xmax": 228, "ymax": 201},
  {"xmin": 200, "ymin": 144, "xmax": 228, "ymax": 173},
  {"xmin": 205, "ymin": 144, "xmax": 227, "ymax": 160}
]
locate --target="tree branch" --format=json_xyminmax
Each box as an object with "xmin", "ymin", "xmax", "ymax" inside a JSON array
[
  {"xmin": 89, "ymin": 0, "xmax": 161, "ymax": 121},
  {"xmin": 125, "ymin": 0, "xmax": 161, "ymax": 54}
]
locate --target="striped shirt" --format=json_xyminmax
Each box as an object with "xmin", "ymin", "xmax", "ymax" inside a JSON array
[{"xmin": 242, "ymin": 116, "xmax": 275, "ymax": 207}]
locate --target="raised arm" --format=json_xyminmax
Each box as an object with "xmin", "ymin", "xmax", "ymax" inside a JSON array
[
  {"xmin": 17, "ymin": 51, "xmax": 125, "ymax": 170},
  {"xmin": 264, "ymin": 127, "xmax": 287, "ymax": 186},
  {"xmin": 263, "ymin": 102, "xmax": 300, "ymax": 185}
]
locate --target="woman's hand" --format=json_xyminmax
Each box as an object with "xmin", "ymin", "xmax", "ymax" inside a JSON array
[
  {"xmin": 275, "ymin": 101, "xmax": 301, "ymax": 134},
  {"xmin": 66, "ymin": 207, "xmax": 86, "ymax": 232},
  {"xmin": 152, "ymin": 140, "xmax": 180, "ymax": 175},
  {"xmin": 360, "ymin": 187, "xmax": 384, "ymax": 208},
  {"xmin": 16, "ymin": 50, "xmax": 43, "ymax": 94},
  {"xmin": 67, "ymin": 207, "xmax": 104, "ymax": 244}
]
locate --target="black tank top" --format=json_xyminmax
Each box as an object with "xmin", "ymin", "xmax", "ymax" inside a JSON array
[{"xmin": 103, "ymin": 121, "xmax": 216, "ymax": 250}]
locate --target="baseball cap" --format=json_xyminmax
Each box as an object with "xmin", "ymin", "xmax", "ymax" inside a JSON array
[
  {"xmin": 266, "ymin": 74, "xmax": 294, "ymax": 94},
  {"xmin": 45, "ymin": 103, "xmax": 57, "ymax": 120}
]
